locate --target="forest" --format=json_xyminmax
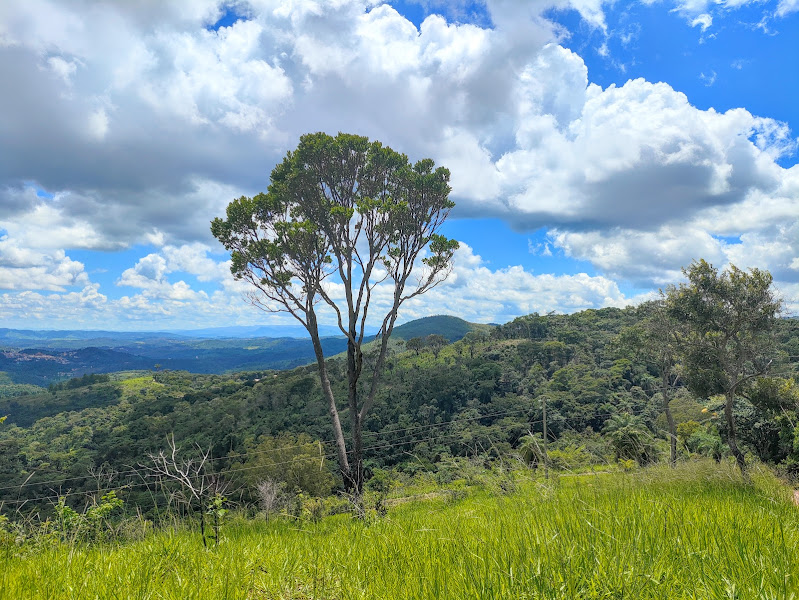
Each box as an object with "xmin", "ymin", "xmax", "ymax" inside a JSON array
[{"xmin": 1, "ymin": 303, "xmax": 797, "ymax": 516}]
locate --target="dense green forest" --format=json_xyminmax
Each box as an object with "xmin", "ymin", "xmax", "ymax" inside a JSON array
[{"xmin": 1, "ymin": 306, "xmax": 797, "ymax": 515}]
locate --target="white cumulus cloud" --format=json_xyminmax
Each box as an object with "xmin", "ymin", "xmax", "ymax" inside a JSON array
[{"xmin": 0, "ymin": 0, "xmax": 797, "ymax": 324}]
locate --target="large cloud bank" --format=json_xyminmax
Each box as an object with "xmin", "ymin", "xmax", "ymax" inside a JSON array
[{"xmin": 0, "ymin": 0, "xmax": 797, "ymax": 328}]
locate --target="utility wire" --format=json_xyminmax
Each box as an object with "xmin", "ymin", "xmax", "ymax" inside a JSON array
[
  {"xmin": 0, "ymin": 400, "xmax": 680, "ymax": 497},
  {"xmin": 0, "ymin": 405, "xmax": 538, "ymax": 493},
  {"xmin": 1, "ymin": 416, "xmax": 549, "ymax": 506},
  {"xmin": 2, "ymin": 369, "xmax": 793, "ymax": 503}
]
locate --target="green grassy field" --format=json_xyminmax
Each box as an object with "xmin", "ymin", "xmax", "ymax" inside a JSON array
[{"xmin": 3, "ymin": 461, "xmax": 798, "ymax": 599}]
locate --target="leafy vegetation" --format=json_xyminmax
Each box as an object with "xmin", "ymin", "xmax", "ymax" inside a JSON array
[
  {"xmin": 0, "ymin": 305, "xmax": 796, "ymax": 517},
  {"xmin": 0, "ymin": 265, "xmax": 797, "ymax": 598},
  {"xmin": 667, "ymin": 259, "xmax": 782, "ymax": 470},
  {"xmin": 0, "ymin": 372, "xmax": 43, "ymax": 399},
  {"xmin": 0, "ymin": 320, "xmax": 490, "ymax": 390}
]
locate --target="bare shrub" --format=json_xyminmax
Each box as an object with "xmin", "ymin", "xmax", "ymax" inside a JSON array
[{"xmin": 256, "ymin": 479, "xmax": 287, "ymax": 521}]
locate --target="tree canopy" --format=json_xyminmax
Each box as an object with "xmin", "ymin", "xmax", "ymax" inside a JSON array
[{"xmin": 667, "ymin": 259, "xmax": 781, "ymax": 470}]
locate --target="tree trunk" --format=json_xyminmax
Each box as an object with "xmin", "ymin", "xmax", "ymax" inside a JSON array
[
  {"xmin": 662, "ymin": 374, "xmax": 676, "ymax": 467},
  {"xmin": 724, "ymin": 390, "xmax": 746, "ymax": 472},
  {"xmin": 199, "ymin": 509, "xmax": 207, "ymax": 549},
  {"xmin": 346, "ymin": 328, "xmax": 364, "ymax": 495},
  {"xmin": 351, "ymin": 413, "xmax": 364, "ymax": 495},
  {"xmin": 308, "ymin": 320, "xmax": 351, "ymax": 488}
]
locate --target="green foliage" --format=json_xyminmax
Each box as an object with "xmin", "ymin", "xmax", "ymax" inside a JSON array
[
  {"xmin": 0, "ymin": 380, "xmax": 122, "ymax": 427},
  {"xmin": 212, "ymin": 132, "xmax": 460, "ymax": 493},
  {"xmin": 669, "ymin": 260, "xmax": 780, "ymax": 400},
  {"xmin": 547, "ymin": 444, "xmax": 594, "ymax": 471},
  {"xmin": 745, "ymin": 376, "xmax": 799, "ymax": 412},
  {"xmin": 52, "ymin": 492, "xmax": 124, "ymax": 542},
  {"xmin": 0, "ymin": 307, "xmax": 796, "ymax": 514},
  {"xmin": 654, "ymin": 392, "xmax": 707, "ymax": 431},
  {"xmin": 243, "ymin": 433, "xmax": 337, "ymax": 497},
  {"xmin": 0, "ymin": 372, "xmax": 43, "ymax": 399},
  {"xmin": 48, "ymin": 373, "xmax": 111, "ymax": 392},
  {"xmin": 211, "ymin": 132, "xmax": 458, "ymax": 305},
  {"xmin": 686, "ymin": 426, "xmax": 726, "ymax": 461},
  {"xmin": 517, "ymin": 432, "xmax": 545, "ymax": 468},
  {"xmin": 205, "ymin": 493, "xmax": 228, "ymax": 546},
  {"xmin": 424, "ymin": 334, "xmax": 448, "ymax": 358},
  {"xmin": 602, "ymin": 413, "xmax": 659, "ymax": 465},
  {"xmin": 676, "ymin": 420, "xmax": 702, "ymax": 446},
  {"xmin": 667, "ymin": 260, "xmax": 781, "ymax": 470},
  {"xmin": 406, "ymin": 336, "xmax": 424, "ymax": 356}
]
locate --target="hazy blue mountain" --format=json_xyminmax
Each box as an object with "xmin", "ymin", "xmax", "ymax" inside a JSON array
[
  {"xmin": 167, "ymin": 324, "xmax": 350, "ymax": 338},
  {"xmin": 0, "ymin": 328, "xmax": 182, "ymax": 347},
  {"xmin": 0, "ymin": 316, "xmax": 492, "ymax": 390}
]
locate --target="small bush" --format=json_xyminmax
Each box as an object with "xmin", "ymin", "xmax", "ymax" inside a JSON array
[{"xmin": 52, "ymin": 492, "xmax": 124, "ymax": 543}]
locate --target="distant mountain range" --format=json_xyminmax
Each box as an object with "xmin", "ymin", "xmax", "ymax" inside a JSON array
[
  {"xmin": 166, "ymin": 324, "xmax": 350, "ymax": 339},
  {"xmin": 0, "ymin": 324, "xmax": 345, "ymax": 346},
  {"xmin": 0, "ymin": 316, "xmax": 491, "ymax": 389}
]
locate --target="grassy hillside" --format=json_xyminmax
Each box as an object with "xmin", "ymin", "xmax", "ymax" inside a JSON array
[{"xmin": 2, "ymin": 462, "xmax": 797, "ymax": 599}]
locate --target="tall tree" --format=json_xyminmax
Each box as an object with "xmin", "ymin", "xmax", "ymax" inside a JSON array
[
  {"xmin": 622, "ymin": 300, "xmax": 684, "ymax": 466},
  {"xmin": 667, "ymin": 260, "xmax": 781, "ymax": 471},
  {"xmin": 211, "ymin": 132, "xmax": 458, "ymax": 493}
]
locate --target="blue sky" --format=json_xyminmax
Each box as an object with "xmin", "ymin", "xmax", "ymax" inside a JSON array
[{"xmin": 0, "ymin": 0, "xmax": 797, "ymax": 331}]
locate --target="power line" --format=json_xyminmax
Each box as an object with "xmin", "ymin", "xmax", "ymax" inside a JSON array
[
  {"xmin": 0, "ymin": 406, "xmax": 540, "ymax": 494},
  {"xmin": 0, "ymin": 401, "xmax": 676, "ymax": 497},
  {"xmin": 2, "ymin": 376, "xmax": 794, "ymax": 504},
  {"xmin": 1, "ymin": 416, "xmax": 548, "ymax": 506}
]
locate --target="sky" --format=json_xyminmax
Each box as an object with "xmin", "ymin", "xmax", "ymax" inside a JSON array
[{"xmin": 0, "ymin": 0, "xmax": 798, "ymax": 332}]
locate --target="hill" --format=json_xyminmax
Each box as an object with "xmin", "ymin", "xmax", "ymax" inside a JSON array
[
  {"xmin": 0, "ymin": 308, "xmax": 796, "ymax": 514},
  {"xmin": 391, "ymin": 315, "xmax": 492, "ymax": 341},
  {"xmin": 0, "ymin": 328, "xmax": 183, "ymax": 347}
]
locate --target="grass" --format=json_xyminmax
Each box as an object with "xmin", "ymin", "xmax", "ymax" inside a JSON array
[{"xmin": 3, "ymin": 461, "xmax": 799, "ymax": 599}]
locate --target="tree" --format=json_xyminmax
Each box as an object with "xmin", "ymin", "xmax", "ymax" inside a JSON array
[
  {"xmin": 211, "ymin": 132, "xmax": 458, "ymax": 494},
  {"xmin": 461, "ymin": 330, "xmax": 487, "ymax": 359},
  {"xmin": 622, "ymin": 300, "xmax": 684, "ymax": 466},
  {"xmin": 244, "ymin": 433, "xmax": 336, "ymax": 497},
  {"xmin": 406, "ymin": 337, "xmax": 424, "ymax": 356},
  {"xmin": 517, "ymin": 432, "xmax": 545, "ymax": 470},
  {"xmin": 602, "ymin": 413, "xmax": 658, "ymax": 464},
  {"xmin": 425, "ymin": 334, "xmax": 448, "ymax": 358},
  {"xmin": 667, "ymin": 259, "xmax": 781, "ymax": 471},
  {"xmin": 145, "ymin": 435, "xmax": 230, "ymax": 548}
]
